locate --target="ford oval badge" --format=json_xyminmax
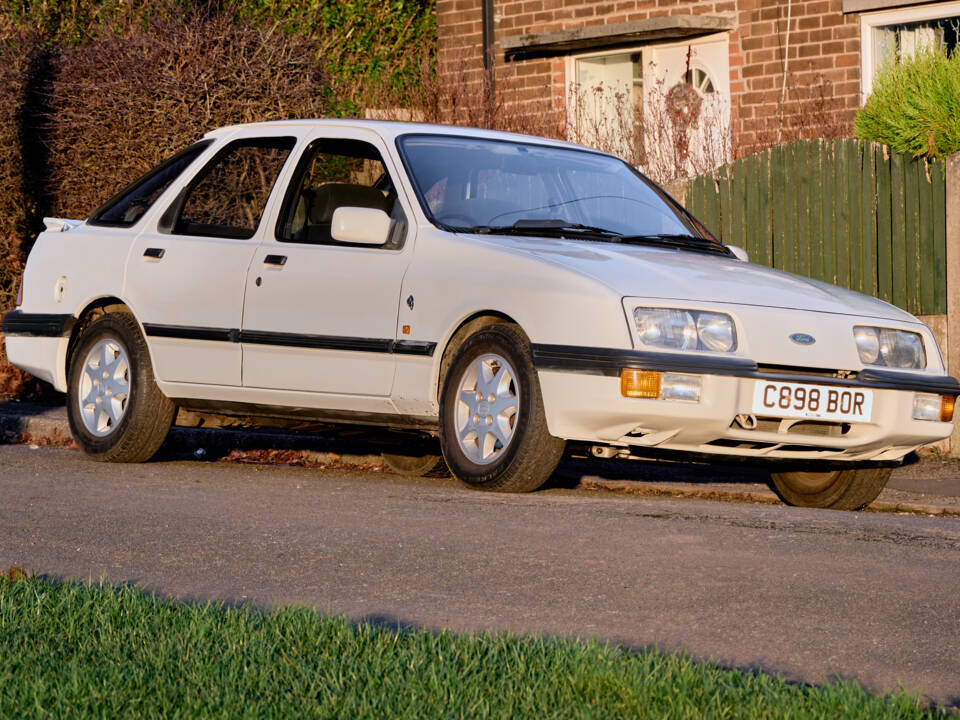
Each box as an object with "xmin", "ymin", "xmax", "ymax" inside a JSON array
[{"xmin": 790, "ymin": 333, "xmax": 816, "ymax": 346}]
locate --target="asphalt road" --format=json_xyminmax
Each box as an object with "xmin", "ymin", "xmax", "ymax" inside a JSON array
[{"xmin": 1, "ymin": 444, "xmax": 959, "ymax": 706}]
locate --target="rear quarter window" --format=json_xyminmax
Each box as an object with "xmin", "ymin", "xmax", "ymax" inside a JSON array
[{"xmin": 88, "ymin": 141, "xmax": 212, "ymax": 228}]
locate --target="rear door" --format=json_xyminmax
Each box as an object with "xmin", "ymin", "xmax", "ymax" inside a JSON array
[{"xmin": 124, "ymin": 133, "xmax": 297, "ymax": 386}]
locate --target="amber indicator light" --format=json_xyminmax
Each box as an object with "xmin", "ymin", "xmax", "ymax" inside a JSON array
[
  {"xmin": 941, "ymin": 394, "xmax": 956, "ymax": 423},
  {"xmin": 621, "ymin": 369, "xmax": 661, "ymax": 398}
]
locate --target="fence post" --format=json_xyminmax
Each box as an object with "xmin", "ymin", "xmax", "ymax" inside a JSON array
[{"xmin": 947, "ymin": 152, "xmax": 960, "ymax": 455}]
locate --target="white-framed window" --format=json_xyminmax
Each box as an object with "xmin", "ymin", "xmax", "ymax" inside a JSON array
[
  {"xmin": 860, "ymin": 1, "xmax": 960, "ymax": 102},
  {"xmin": 565, "ymin": 34, "xmax": 730, "ymax": 182}
]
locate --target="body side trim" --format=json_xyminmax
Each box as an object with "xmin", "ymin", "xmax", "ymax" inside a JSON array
[
  {"xmin": 1, "ymin": 311, "xmax": 74, "ymax": 337},
  {"xmin": 143, "ymin": 322, "xmax": 436, "ymax": 357},
  {"xmin": 143, "ymin": 323, "xmax": 235, "ymax": 342}
]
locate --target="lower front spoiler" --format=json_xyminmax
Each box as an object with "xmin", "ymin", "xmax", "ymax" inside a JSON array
[
  {"xmin": 537, "ymin": 370, "xmax": 954, "ymax": 465},
  {"xmin": 570, "ymin": 441, "xmax": 909, "ymax": 472}
]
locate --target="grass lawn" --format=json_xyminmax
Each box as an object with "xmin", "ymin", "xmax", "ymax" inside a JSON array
[{"xmin": 0, "ymin": 571, "xmax": 949, "ymax": 719}]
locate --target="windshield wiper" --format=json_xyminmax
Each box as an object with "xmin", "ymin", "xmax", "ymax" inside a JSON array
[
  {"xmin": 456, "ymin": 219, "xmax": 623, "ymax": 239},
  {"xmin": 618, "ymin": 233, "xmax": 729, "ymax": 254},
  {"xmin": 451, "ymin": 222, "xmax": 728, "ymax": 255}
]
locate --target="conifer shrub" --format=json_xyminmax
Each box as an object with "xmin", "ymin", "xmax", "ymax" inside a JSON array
[{"xmin": 854, "ymin": 47, "xmax": 960, "ymax": 159}]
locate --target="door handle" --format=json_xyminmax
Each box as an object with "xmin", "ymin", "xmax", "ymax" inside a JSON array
[
  {"xmin": 263, "ymin": 254, "xmax": 287, "ymax": 266},
  {"xmin": 143, "ymin": 247, "xmax": 165, "ymax": 259}
]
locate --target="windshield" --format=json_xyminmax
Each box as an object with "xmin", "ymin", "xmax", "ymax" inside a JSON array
[{"xmin": 396, "ymin": 134, "xmax": 718, "ymax": 249}]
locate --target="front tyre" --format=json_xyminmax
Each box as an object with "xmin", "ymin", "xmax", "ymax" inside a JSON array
[
  {"xmin": 67, "ymin": 311, "xmax": 175, "ymax": 462},
  {"xmin": 770, "ymin": 467, "xmax": 891, "ymax": 510},
  {"xmin": 439, "ymin": 324, "xmax": 565, "ymax": 492}
]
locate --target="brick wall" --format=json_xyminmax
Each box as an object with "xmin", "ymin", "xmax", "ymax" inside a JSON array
[{"xmin": 437, "ymin": 0, "xmax": 861, "ymax": 159}]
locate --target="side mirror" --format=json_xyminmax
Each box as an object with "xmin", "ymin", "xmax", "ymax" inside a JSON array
[
  {"xmin": 331, "ymin": 206, "xmax": 391, "ymax": 246},
  {"xmin": 726, "ymin": 245, "xmax": 749, "ymax": 262}
]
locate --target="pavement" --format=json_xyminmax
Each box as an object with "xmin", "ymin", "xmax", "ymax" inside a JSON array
[
  {"xmin": 2, "ymin": 443, "xmax": 959, "ymax": 706},
  {"xmin": 3, "ymin": 400, "xmax": 960, "ymax": 515}
]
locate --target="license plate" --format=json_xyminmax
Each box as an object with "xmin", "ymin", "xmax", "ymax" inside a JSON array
[{"xmin": 751, "ymin": 381, "xmax": 873, "ymax": 422}]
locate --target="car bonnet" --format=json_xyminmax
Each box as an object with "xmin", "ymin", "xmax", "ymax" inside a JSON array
[{"xmin": 511, "ymin": 237, "xmax": 918, "ymax": 323}]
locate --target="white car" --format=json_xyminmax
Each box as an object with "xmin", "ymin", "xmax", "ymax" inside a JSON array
[{"xmin": 4, "ymin": 120, "xmax": 957, "ymax": 509}]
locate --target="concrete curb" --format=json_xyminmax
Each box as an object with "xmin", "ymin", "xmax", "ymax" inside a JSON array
[{"xmin": 0, "ymin": 405, "xmax": 386, "ymax": 468}]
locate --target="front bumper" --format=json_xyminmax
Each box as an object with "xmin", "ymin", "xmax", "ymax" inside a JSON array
[{"xmin": 533, "ymin": 344, "xmax": 959, "ymax": 463}]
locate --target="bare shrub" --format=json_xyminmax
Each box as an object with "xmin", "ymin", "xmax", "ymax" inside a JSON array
[
  {"xmin": 0, "ymin": 8, "xmax": 327, "ymax": 400},
  {"xmin": 369, "ymin": 50, "xmax": 565, "ymax": 139},
  {"xmin": 565, "ymin": 68, "xmax": 731, "ymax": 185},
  {"xmin": 47, "ymin": 9, "xmax": 327, "ymax": 221},
  {"xmin": 739, "ymin": 73, "xmax": 850, "ymax": 158},
  {"xmin": 0, "ymin": 18, "xmax": 41, "ymax": 398}
]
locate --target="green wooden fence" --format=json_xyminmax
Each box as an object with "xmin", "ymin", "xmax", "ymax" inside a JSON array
[{"xmin": 684, "ymin": 139, "xmax": 947, "ymax": 316}]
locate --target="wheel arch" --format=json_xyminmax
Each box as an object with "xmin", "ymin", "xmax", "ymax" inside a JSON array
[
  {"xmin": 432, "ymin": 310, "xmax": 528, "ymax": 403},
  {"xmin": 62, "ymin": 296, "xmax": 139, "ymax": 389}
]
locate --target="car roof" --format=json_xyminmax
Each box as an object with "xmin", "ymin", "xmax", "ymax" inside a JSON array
[{"xmin": 202, "ymin": 118, "xmax": 599, "ymax": 154}]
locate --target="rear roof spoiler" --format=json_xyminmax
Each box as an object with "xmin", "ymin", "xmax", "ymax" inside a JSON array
[{"xmin": 43, "ymin": 217, "xmax": 82, "ymax": 233}]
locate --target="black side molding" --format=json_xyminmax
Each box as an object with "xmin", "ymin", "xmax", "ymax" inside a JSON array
[
  {"xmin": 530, "ymin": 344, "xmax": 757, "ymax": 377},
  {"xmin": 142, "ymin": 323, "xmax": 437, "ymax": 357},
  {"xmin": 240, "ymin": 330, "xmax": 391, "ymax": 353},
  {"xmin": 143, "ymin": 324, "xmax": 236, "ymax": 343},
  {"xmin": 1, "ymin": 310, "xmax": 73, "ymax": 337},
  {"xmin": 530, "ymin": 343, "xmax": 960, "ymax": 396},
  {"xmin": 393, "ymin": 340, "xmax": 437, "ymax": 356}
]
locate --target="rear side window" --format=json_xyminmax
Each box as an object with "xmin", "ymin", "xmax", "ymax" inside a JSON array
[
  {"xmin": 88, "ymin": 141, "xmax": 212, "ymax": 227},
  {"xmin": 164, "ymin": 137, "xmax": 296, "ymax": 240}
]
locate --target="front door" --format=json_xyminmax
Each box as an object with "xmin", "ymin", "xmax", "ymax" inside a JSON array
[{"xmin": 240, "ymin": 129, "xmax": 414, "ymax": 401}]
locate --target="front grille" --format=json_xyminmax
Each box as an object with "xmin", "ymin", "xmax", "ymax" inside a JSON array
[
  {"xmin": 787, "ymin": 420, "xmax": 850, "ymax": 437},
  {"xmin": 756, "ymin": 364, "xmax": 857, "ymax": 380},
  {"xmin": 706, "ymin": 439, "xmax": 778, "ymax": 450},
  {"xmin": 730, "ymin": 416, "xmax": 852, "ymax": 438}
]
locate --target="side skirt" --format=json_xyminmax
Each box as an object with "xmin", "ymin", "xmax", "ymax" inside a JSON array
[{"xmin": 171, "ymin": 398, "xmax": 440, "ymax": 433}]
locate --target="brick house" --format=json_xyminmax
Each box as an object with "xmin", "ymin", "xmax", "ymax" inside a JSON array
[{"xmin": 436, "ymin": 0, "xmax": 960, "ymax": 176}]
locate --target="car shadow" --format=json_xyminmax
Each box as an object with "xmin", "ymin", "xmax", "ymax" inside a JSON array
[{"xmin": 548, "ymin": 452, "xmax": 774, "ymax": 491}]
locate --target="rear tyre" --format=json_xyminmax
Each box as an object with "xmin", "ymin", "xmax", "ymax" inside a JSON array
[
  {"xmin": 66, "ymin": 311, "xmax": 175, "ymax": 462},
  {"xmin": 438, "ymin": 324, "xmax": 565, "ymax": 492},
  {"xmin": 382, "ymin": 452, "xmax": 450, "ymax": 478},
  {"xmin": 770, "ymin": 467, "xmax": 891, "ymax": 510}
]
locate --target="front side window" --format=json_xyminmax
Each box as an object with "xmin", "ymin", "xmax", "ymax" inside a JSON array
[
  {"xmin": 276, "ymin": 137, "xmax": 405, "ymax": 248},
  {"xmin": 398, "ymin": 134, "xmax": 712, "ymax": 247},
  {"xmin": 88, "ymin": 140, "xmax": 212, "ymax": 227},
  {"xmin": 166, "ymin": 137, "xmax": 295, "ymax": 239}
]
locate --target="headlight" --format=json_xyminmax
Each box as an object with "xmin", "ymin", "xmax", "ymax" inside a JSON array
[
  {"xmin": 633, "ymin": 307, "xmax": 737, "ymax": 352},
  {"xmin": 853, "ymin": 326, "xmax": 925, "ymax": 369}
]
